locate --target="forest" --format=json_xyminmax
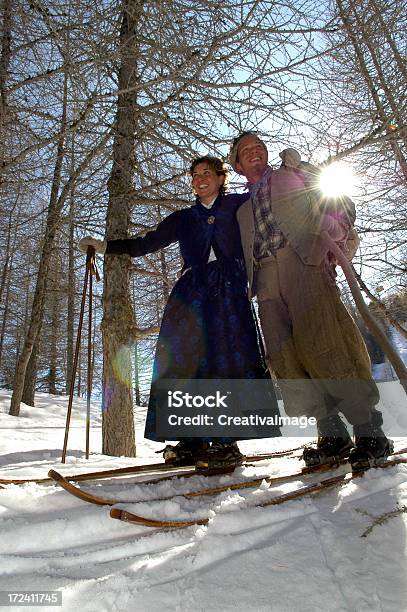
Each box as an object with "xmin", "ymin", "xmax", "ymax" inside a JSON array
[{"xmin": 0, "ymin": 0, "xmax": 406, "ymax": 456}]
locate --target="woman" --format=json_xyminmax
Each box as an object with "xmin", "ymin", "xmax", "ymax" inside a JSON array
[{"xmin": 79, "ymin": 156, "xmax": 280, "ymax": 471}]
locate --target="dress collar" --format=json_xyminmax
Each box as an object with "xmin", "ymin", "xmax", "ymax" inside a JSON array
[
  {"xmin": 196, "ymin": 192, "xmax": 223, "ymax": 213},
  {"xmin": 200, "ymin": 196, "xmax": 217, "ymax": 209}
]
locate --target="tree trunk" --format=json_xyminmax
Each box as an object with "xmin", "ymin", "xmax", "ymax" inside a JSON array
[
  {"xmin": 66, "ymin": 186, "xmax": 75, "ymax": 394},
  {"xmin": 48, "ymin": 266, "xmax": 60, "ymax": 395},
  {"xmin": 0, "ymin": 199, "xmax": 18, "ymax": 373},
  {"xmin": 77, "ymin": 346, "xmax": 81, "ymax": 397},
  {"xmin": 0, "ymin": 0, "xmax": 12, "ymax": 155},
  {"xmin": 22, "ymin": 340, "xmax": 40, "ymax": 406},
  {"xmin": 132, "ymin": 293, "xmax": 141, "ymax": 406},
  {"xmin": 102, "ymin": 0, "xmax": 143, "ymax": 456},
  {"xmin": 0, "ymin": 198, "xmax": 17, "ymax": 306},
  {"xmin": 9, "ymin": 71, "xmax": 68, "ymax": 416},
  {"xmin": 0, "ymin": 235, "xmax": 15, "ymax": 373}
]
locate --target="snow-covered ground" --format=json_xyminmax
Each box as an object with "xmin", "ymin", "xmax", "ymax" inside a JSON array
[{"xmin": 1, "ymin": 385, "xmax": 407, "ymax": 612}]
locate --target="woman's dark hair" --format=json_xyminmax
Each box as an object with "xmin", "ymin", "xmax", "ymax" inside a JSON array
[{"xmin": 189, "ymin": 156, "xmax": 229, "ymax": 192}]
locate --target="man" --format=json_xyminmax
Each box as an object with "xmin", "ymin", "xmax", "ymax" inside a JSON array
[{"xmin": 229, "ymin": 131, "xmax": 392, "ymax": 471}]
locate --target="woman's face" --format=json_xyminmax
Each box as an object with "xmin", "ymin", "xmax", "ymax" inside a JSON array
[{"xmin": 191, "ymin": 162, "xmax": 224, "ymax": 203}]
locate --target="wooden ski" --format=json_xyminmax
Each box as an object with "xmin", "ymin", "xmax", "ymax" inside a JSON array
[
  {"xmin": 48, "ymin": 448, "xmax": 407, "ymax": 510},
  {"xmin": 0, "ymin": 446, "xmax": 304, "ymax": 489},
  {"xmin": 110, "ymin": 457, "xmax": 407, "ymax": 529}
]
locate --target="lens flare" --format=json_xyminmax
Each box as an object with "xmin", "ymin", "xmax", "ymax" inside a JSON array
[
  {"xmin": 112, "ymin": 345, "xmax": 133, "ymax": 389},
  {"xmin": 319, "ymin": 162, "xmax": 357, "ymax": 197}
]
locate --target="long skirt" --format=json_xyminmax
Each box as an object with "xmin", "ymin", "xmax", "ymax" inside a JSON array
[{"xmin": 144, "ymin": 259, "xmax": 280, "ymax": 441}]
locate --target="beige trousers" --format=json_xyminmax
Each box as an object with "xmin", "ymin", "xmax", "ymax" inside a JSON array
[{"xmin": 255, "ymin": 245, "xmax": 379, "ymax": 425}]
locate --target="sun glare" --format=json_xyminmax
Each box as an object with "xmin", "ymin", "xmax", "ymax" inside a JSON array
[{"xmin": 319, "ymin": 162, "xmax": 357, "ymax": 197}]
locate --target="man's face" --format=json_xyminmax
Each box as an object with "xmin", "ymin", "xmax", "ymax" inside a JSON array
[{"xmin": 235, "ymin": 135, "xmax": 268, "ymax": 178}]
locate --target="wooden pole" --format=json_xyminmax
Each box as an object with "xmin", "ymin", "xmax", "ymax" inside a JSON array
[
  {"xmin": 62, "ymin": 246, "xmax": 95, "ymax": 463},
  {"xmin": 322, "ymin": 231, "xmax": 407, "ymax": 396},
  {"xmin": 85, "ymin": 257, "xmax": 93, "ymax": 459}
]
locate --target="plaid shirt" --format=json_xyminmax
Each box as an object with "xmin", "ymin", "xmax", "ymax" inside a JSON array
[{"xmin": 248, "ymin": 166, "xmax": 287, "ymax": 259}]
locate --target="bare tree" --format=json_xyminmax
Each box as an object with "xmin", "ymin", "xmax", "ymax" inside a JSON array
[
  {"xmin": 306, "ymin": 0, "xmax": 406, "ymax": 292},
  {"xmin": 101, "ymin": 0, "xmax": 142, "ymax": 456},
  {"xmin": 6, "ymin": 0, "xmax": 389, "ymax": 456}
]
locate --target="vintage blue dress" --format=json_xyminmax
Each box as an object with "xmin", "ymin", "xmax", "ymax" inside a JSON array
[{"xmin": 106, "ymin": 193, "xmax": 280, "ymax": 442}]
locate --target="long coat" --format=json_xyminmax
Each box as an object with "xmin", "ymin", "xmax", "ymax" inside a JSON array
[{"xmin": 106, "ymin": 193, "xmax": 281, "ymax": 442}]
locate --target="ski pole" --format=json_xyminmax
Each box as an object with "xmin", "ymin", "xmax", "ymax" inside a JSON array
[
  {"xmin": 85, "ymin": 247, "xmax": 100, "ymax": 458},
  {"xmin": 62, "ymin": 246, "xmax": 99, "ymax": 463},
  {"xmin": 321, "ymin": 230, "xmax": 407, "ymax": 395},
  {"xmin": 85, "ymin": 252, "xmax": 93, "ymax": 460}
]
